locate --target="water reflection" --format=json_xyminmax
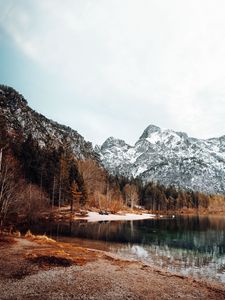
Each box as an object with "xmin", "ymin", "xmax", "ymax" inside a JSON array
[{"xmin": 22, "ymin": 215, "xmax": 225, "ymax": 283}]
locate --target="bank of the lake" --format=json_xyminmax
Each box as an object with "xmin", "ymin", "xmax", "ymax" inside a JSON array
[
  {"xmin": 18, "ymin": 214, "xmax": 225, "ymax": 284},
  {"xmin": 82, "ymin": 211, "xmax": 156, "ymax": 222},
  {"xmin": 0, "ymin": 235, "xmax": 225, "ymax": 300},
  {"xmin": 46, "ymin": 207, "xmax": 225, "ymax": 225}
]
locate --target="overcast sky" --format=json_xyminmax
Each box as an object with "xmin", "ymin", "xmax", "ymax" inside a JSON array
[{"xmin": 0, "ymin": 0, "xmax": 225, "ymax": 145}]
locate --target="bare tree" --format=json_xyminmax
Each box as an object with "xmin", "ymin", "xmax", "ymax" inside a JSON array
[
  {"xmin": 0, "ymin": 148, "xmax": 3, "ymax": 172},
  {"xmin": 78, "ymin": 160, "xmax": 107, "ymax": 202},
  {"xmin": 0, "ymin": 154, "xmax": 19, "ymax": 226},
  {"xmin": 70, "ymin": 181, "xmax": 80, "ymax": 212},
  {"xmin": 17, "ymin": 183, "xmax": 49, "ymax": 223},
  {"xmin": 123, "ymin": 184, "xmax": 139, "ymax": 210}
]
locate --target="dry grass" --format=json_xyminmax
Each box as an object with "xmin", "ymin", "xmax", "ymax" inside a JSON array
[
  {"xmin": 0, "ymin": 234, "xmax": 17, "ymax": 246},
  {"xmin": 25, "ymin": 230, "xmax": 56, "ymax": 244},
  {"xmin": 23, "ymin": 232, "xmax": 99, "ymax": 268},
  {"xmin": 29, "ymin": 255, "xmax": 73, "ymax": 267},
  {"xmin": 26, "ymin": 247, "xmax": 95, "ymax": 268},
  {"xmin": 1, "ymin": 236, "xmax": 225, "ymax": 299}
]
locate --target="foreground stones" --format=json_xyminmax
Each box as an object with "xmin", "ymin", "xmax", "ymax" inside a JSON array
[{"xmin": 0, "ymin": 235, "xmax": 225, "ymax": 300}]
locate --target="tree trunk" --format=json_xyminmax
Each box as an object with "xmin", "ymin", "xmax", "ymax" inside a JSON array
[{"xmin": 52, "ymin": 176, "xmax": 56, "ymax": 209}]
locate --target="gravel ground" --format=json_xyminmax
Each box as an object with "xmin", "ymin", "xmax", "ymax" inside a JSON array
[{"xmin": 0, "ymin": 237, "xmax": 225, "ymax": 300}]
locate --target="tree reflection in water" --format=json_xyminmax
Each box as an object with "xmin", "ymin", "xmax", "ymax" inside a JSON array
[{"xmin": 22, "ymin": 215, "xmax": 225, "ymax": 283}]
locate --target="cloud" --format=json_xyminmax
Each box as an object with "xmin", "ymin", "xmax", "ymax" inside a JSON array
[{"xmin": 0, "ymin": 0, "xmax": 225, "ymax": 144}]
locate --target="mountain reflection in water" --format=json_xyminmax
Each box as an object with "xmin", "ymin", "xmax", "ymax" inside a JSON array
[{"xmin": 23, "ymin": 215, "xmax": 225, "ymax": 283}]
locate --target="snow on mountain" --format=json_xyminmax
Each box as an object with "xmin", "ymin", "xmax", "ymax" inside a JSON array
[
  {"xmin": 98, "ymin": 125, "xmax": 225, "ymax": 194},
  {"xmin": 0, "ymin": 85, "xmax": 98, "ymax": 160},
  {"xmin": 1, "ymin": 85, "xmax": 224, "ymax": 194}
]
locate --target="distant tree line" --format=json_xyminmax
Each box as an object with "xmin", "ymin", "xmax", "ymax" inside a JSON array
[{"xmin": 0, "ymin": 117, "xmax": 225, "ymax": 227}]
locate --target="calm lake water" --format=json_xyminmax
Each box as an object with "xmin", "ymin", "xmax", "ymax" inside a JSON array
[{"xmin": 24, "ymin": 215, "xmax": 225, "ymax": 283}]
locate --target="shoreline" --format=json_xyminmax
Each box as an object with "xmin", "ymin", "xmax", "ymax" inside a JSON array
[
  {"xmin": 30, "ymin": 206, "xmax": 225, "ymax": 226},
  {"xmin": 0, "ymin": 235, "xmax": 225, "ymax": 299},
  {"xmin": 81, "ymin": 211, "xmax": 156, "ymax": 222},
  {"xmin": 52, "ymin": 206, "xmax": 225, "ymax": 223}
]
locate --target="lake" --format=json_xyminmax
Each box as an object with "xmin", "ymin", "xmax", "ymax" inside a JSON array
[{"xmin": 23, "ymin": 215, "xmax": 225, "ymax": 283}]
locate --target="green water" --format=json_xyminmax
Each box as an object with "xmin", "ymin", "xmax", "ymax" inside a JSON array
[{"xmin": 25, "ymin": 215, "xmax": 225, "ymax": 283}]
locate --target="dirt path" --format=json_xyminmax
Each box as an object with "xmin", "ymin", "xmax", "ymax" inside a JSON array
[{"xmin": 0, "ymin": 236, "xmax": 225, "ymax": 300}]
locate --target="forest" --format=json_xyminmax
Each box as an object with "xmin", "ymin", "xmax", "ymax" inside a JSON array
[{"xmin": 1, "ymin": 112, "xmax": 225, "ymax": 228}]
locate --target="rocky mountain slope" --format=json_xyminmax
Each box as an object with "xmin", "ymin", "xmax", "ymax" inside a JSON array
[
  {"xmin": 1, "ymin": 85, "xmax": 224, "ymax": 195},
  {"xmin": 97, "ymin": 125, "xmax": 225, "ymax": 194},
  {"xmin": 0, "ymin": 85, "xmax": 98, "ymax": 160}
]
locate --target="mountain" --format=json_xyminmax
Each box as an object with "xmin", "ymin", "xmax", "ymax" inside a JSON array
[
  {"xmin": 97, "ymin": 125, "xmax": 225, "ymax": 194},
  {"xmin": 1, "ymin": 85, "xmax": 224, "ymax": 195},
  {"xmin": 0, "ymin": 85, "xmax": 98, "ymax": 160}
]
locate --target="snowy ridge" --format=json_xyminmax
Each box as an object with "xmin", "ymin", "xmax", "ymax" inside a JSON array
[{"xmin": 98, "ymin": 125, "xmax": 225, "ymax": 194}]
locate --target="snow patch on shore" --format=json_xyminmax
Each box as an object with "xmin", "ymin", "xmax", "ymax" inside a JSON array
[{"xmin": 83, "ymin": 212, "xmax": 155, "ymax": 223}]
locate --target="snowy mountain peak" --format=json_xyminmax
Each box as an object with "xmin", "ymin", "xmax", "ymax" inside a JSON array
[
  {"xmin": 139, "ymin": 124, "xmax": 161, "ymax": 139},
  {"xmin": 101, "ymin": 137, "xmax": 130, "ymax": 150},
  {"xmin": 97, "ymin": 125, "xmax": 225, "ymax": 195},
  {"xmin": 138, "ymin": 125, "xmax": 189, "ymax": 147}
]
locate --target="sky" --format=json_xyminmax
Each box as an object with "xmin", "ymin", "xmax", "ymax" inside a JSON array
[{"xmin": 0, "ymin": 0, "xmax": 225, "ymax": 145}]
